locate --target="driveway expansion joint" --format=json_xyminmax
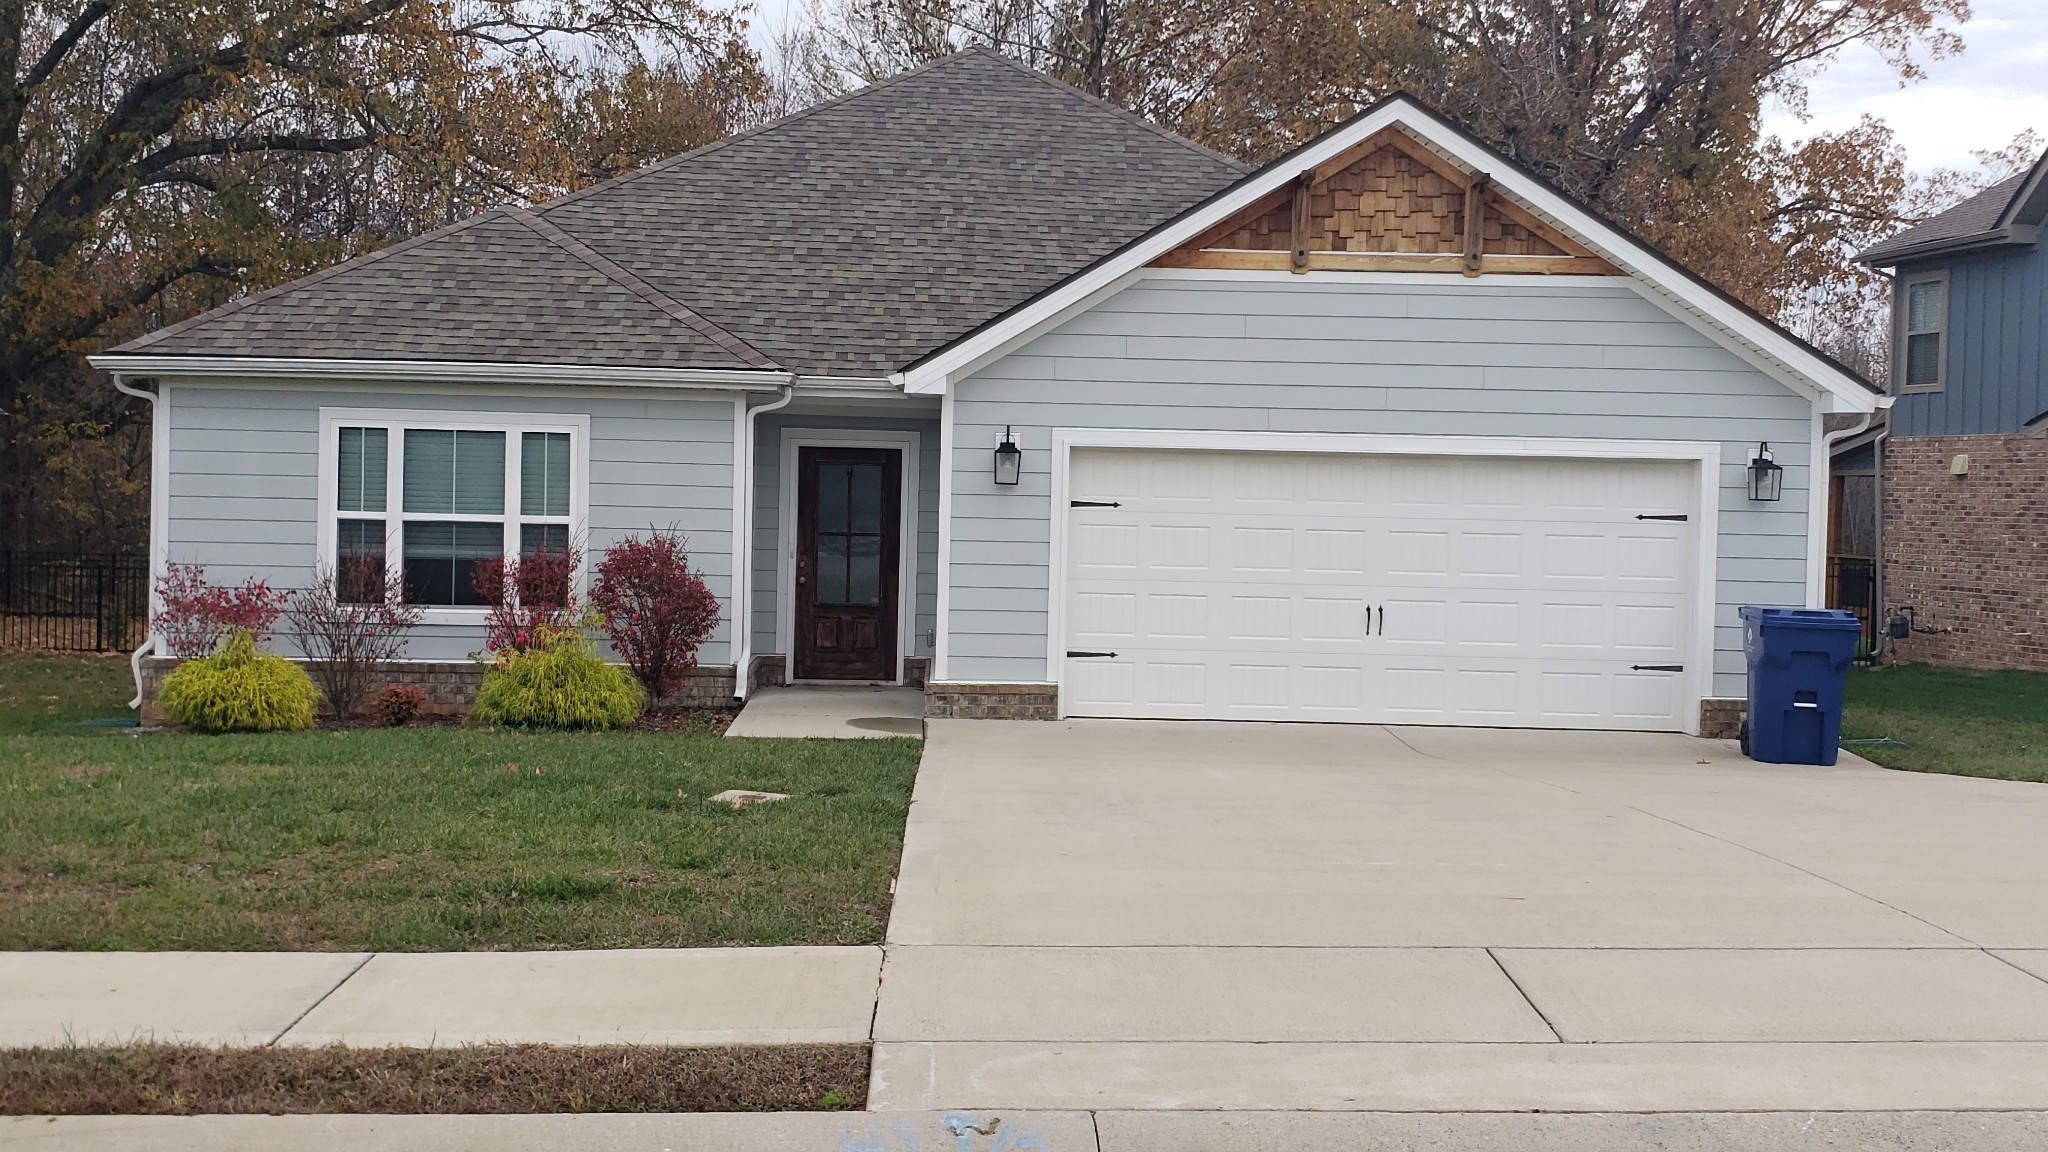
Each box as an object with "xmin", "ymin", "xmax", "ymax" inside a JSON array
[{"xmin": 1486, "ymin": 948, "xmax": 1565, "ymax": 1043}]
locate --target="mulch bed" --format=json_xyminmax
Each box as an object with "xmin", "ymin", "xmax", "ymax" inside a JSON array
[{"xmin": 0, "ymin": 1043, "xmax": 866, "ymax": 1115}]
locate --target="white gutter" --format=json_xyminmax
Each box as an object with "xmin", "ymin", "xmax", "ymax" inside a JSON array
[
  {"xmin": 88, "ymin": 354, "xmax": 795, "ymax": 391},
  {"xmin": 730, "ymin": 383, "xmax": 796, "ymax": 700},
  {"xmin": 108, "ymin": 373, "xmax": 161, "ymax": 709}
]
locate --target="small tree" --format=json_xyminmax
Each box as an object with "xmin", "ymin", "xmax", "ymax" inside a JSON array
[
  {"xmin": 153, "ymin": 563, "xmax": 286, "ymax": 658},
  {"xmin": 285, "ymin": 558, "xmax": 424, "ymax": 720},
  {"xmin": 472, "ymin": 545, "xmax": 584, "ymax": 657},
  {"xmin": 590, "ymin": 531, "xmax": 721, "ymax": 702}
]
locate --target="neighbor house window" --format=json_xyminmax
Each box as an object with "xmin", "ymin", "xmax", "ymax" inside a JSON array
[
  {"xmin": 1902, "ymin": 272, "xmax": 1947, "ymax": 391},
  {"xmin": 321, "ymin": 412, "xmax": 584, "ymax": 609}
]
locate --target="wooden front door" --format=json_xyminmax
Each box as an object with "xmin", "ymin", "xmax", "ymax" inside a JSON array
[{"xmin": 795, "ymin": 446, "xmax": 901, "ymax": 680}]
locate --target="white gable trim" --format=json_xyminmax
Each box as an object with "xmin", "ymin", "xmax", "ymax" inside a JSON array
[{"xmin": 893, "ymin": 98, "xmax": 1882, "ymax": 414}]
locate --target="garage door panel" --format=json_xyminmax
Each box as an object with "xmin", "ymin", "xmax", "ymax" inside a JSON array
[{"xmin": 1063, "ymin": 448, "xmax": 1696, "ymax": 730}]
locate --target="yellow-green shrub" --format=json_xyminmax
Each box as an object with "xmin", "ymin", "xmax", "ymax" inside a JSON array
[
  {"xmin": 157, "ymin": 629, "xmax": 318, "ymax": 733},
  {"xmin": 473, "ymin": 630, "xmax": 643, "ymax": 730}
]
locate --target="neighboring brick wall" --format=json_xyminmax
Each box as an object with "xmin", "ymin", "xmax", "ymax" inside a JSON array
[
  {"xmin": 1699, "ymin": 698, "xmax": 1746, "ymax": 740},
  {"xmin": 925, "ymin": 682, "xmax": 1058, "ymax": 720},
  {"xmin": 140, "ymin": 657, "xmax": 735, "ymax": 724},
  {"xmin": 1882, "ymin": 434, "xmax": 2048, "ymax": 671}
]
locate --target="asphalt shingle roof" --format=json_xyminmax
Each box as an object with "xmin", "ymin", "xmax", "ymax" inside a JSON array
[
  {"xmin": 118, "ymin": 51, "xmax": 1247, "ymax": 375},
  {"xmin": 1856, "ymin": 171, "xmax": 2030, "ymax": 266}
]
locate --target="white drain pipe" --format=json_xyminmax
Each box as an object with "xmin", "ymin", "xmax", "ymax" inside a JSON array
[
  {"xmin": 731, "ymin": 382, "xmax": 795, "ymax": 700},
  {"xmin": 109, "ymin": 373, "xmax": 161, "ymax": 709}
]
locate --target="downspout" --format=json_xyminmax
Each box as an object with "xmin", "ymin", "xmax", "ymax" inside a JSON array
[
  {"xmin": 1821, "ymin": 398, "xmax": 1891, "ymax": 639},
  {"xmin": 731, "ymin": 381, "xmax": 796, "ymax": 700},
  {"xmin": 109, "ymin": 373, "xmax": 160, "ymax": 709}
]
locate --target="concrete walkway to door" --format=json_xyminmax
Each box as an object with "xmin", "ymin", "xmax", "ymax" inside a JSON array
[{"xmin": 871, "ymin": 719, "xmax": 2048, "ymax": 1112}]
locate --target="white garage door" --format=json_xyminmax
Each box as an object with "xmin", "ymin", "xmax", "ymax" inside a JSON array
[{"xmin": 1062, "ymin": 448, "xmax": 1698, "ymax": 730}]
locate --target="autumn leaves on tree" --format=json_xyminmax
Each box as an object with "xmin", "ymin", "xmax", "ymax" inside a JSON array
[{"xmin": 0, "ymin": 0, "xmax": 765, "ymax": 551}]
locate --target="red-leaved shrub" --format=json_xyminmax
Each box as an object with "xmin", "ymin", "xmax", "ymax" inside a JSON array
[
  {"xmin": 590, "ymin": 531, "xmax": 721, "ymax": 701},
  {"xmin": 153, "ymin": 563, "xmax": 287, "ymax": 658},
  {"xmin": 377, "ymin": 683, "xmax": 430, "ymax": 727},
  {"xmin": 285, "ymin": 558, "xmax": 425, "ymax": 720},
  {"xmin": 471, "ymin": 546, "xmax": 582, "ymax": 657}
]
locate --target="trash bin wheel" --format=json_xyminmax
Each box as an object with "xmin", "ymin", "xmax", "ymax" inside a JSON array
[{"xmin": 1739, "ymin": 719, "xmax": 1750, "ymax": 757}]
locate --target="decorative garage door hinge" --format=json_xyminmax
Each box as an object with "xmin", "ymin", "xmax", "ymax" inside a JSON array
[
  {"xmin": 1067, "ymin": 650, "xmax": 1119, "ymax": 658},
  {"xmin": 1070, "ymin": 499, "xmax": 1122, "ymax": 508},
  {"xmin": 1635, "ymin": 513, "xmax": 1689, "ymax": 521},
  {"xmin": 1631, "ymin": 664, "xmax": 1684, "ymax": 672}
]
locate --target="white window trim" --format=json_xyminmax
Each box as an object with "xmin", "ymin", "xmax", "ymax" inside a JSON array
[
  {"xmin": 1043, "ymin": 428, "xmax": 1722, "ymax": 736},
  {"xmin": 317, "ymin": 408, "xmax": 591, "ymax": 626},
  {"xmin": 1899, "ymin": 269, "xmax": 1948, "ymax": 393},
  {"xmin": 774, "ymin": 428, "xmax": 921, "ymax": 686}
]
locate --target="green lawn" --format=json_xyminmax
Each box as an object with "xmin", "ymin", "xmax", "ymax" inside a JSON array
[
  {"xmin": 0, "ymin": 653, "xmax": 920, "ymax": 951},
  {"xmin": 1842, "ymin": 664, "xmax": 2048, "ymax": 783}
]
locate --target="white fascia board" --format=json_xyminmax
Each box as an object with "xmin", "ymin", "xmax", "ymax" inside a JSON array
[
  {"xmin": 88, "ymin": 354, "xmax": 794, "ymax": 391},
  {"xmin": 896, "ymin": 98, "xmax": 1881, "ymax": 414}
]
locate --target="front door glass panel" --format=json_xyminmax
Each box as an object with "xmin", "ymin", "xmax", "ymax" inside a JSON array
[{"xmin": 814, "ymin": 462, "xmax": 885, "ymax": 607}]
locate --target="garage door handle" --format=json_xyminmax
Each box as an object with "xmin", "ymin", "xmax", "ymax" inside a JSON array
[
  {"xmin": 1070, "ymin": 500, "xmax": 1121, "ymax": 508},
  {"xmin": 1067, "ymin": 650, "xmax": 1118, "ymax": 658},
  {"xmin": 1636, "ymin": 513, "xmax": 1689, "ymax": 521},
  {"xmin": 1631, "ymin": 664, "xmax": 1684, "ymax": 672}
]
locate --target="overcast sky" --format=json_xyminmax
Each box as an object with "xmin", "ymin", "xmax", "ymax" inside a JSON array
[
  {"xmin": 750, "ymin": 0, "xmax": 2048, "ymax": 178},
  {"xmin": 1761, "ymin": 0, "xmax": 2048, "ymax": 174}
]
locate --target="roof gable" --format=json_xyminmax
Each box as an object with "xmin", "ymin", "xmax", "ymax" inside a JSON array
[
  {"xmin": 1857, "ymin": 149, "xmax": 2048, "ymax": 266},
  {"xmin": 898, "ymin": 95, "xmax": 1882, "ymax": 412},
  {"xmin": 1156, "ymin": 126, "xmax": 1608, "ymax": 275}
]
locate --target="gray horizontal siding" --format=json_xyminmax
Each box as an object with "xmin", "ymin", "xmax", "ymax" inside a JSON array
[
  {"xmin": 1893, "ymin": 244, "xmax": 2047, "ymax": 435},
  {"xmin": 948, "ymin": 274, "xmax": 1817, "ymax": 698},
  {"xmin": 165, "ymin": 383, "xmax": 739, "ymax": 664},
  {"xmin": 749, "ymin": 412, "xmax": 940, "ymax": 665}
]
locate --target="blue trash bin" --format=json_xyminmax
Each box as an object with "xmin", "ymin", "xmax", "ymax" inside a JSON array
[{"xmin": 1737, "ymin": 607, "xmax": 1862, "ymax": 765}]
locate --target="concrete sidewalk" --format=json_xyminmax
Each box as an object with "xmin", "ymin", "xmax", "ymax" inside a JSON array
[
  {"xmin": 9, "ymin": 1110, "xmax": 2047, "ymax": 1151},
  {"xmin": 0, "ymin": 948, "xmax": 880, "ymax": 1049}
]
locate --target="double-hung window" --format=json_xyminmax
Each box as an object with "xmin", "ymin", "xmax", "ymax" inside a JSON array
[
  {"xmin": 321, "ymin": 411, "xmax": 585, "ymax": 610},
  {"xmin": 1901, "ymin": 272, "xmax": 1947, "ymax": 391}
]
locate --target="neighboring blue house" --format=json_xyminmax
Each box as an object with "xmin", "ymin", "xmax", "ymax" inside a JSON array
[{"xmin": 1853, "ymin": 150, "xmax": 2048, "ymax": 670}]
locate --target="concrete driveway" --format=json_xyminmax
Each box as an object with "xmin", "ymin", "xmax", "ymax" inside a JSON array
[{"xmin": 871, "ymin": 719, "xmax": 2048, "ymax": 1112}]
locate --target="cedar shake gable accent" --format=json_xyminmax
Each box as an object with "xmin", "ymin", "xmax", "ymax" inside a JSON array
[{"xmin": 1152, "ymin": 128, "xmax": 1611, "ymax": 277}]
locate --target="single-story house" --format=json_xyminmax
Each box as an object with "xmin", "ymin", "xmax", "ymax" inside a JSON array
[
  {"xmin": 96, "ymin": 49, "xmax": 1887, "ymax": 734},
  {"xmin": 1851, "ymin": 148, "xmax": 2048, "ymax": 671}
]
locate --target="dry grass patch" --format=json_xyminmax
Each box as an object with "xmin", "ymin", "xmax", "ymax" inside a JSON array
[{"xmin": 0, "ymin": 1043, "xmax": 868, "ymax": 1115}]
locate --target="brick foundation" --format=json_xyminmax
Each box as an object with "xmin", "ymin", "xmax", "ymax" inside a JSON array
[
  {"xmin": 1882, "ymin": 434, "xmax": 2048, "ymax": 671},
  {"xmin": 924, "ymin": 682, "xmax": 1058, "ymax": 720},
  {"xmin": 745, "ymin": 655, "xmax": 787, "ymax": 694},
  {"xmin": 140, "ymin": 657, "xmax": 736, "ymax": 724},
  {"xmin": 1699, "ymin": 698, "xmax": 1746, "ymax": 740}
]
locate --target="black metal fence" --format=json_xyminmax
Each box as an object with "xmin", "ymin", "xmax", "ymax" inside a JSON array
[{"xmin": 0, "ymin": 552, "xmax": 148, "ymax": 652}]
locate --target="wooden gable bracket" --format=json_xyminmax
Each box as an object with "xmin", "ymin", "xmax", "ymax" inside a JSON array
[
  {"xmin": 1290, "ymin": 170, "xmax": 1314, "ymax": 273},
  {"xmin": 1154, "ymin": 126, "xmax": 1621, "ymax": 277},
  {"xmin": 1461, "ymin": 174, "xmax": 1490, "ymax": 276}
]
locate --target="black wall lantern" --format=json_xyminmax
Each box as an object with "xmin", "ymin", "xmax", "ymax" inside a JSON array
[
  {"xmin": 1746, "ymin": 442, "xmax": 1783, "ymax": 502},
  {"xmin": 993, "ymin": 426, "xmax": 1022, "ymax": 486}
]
